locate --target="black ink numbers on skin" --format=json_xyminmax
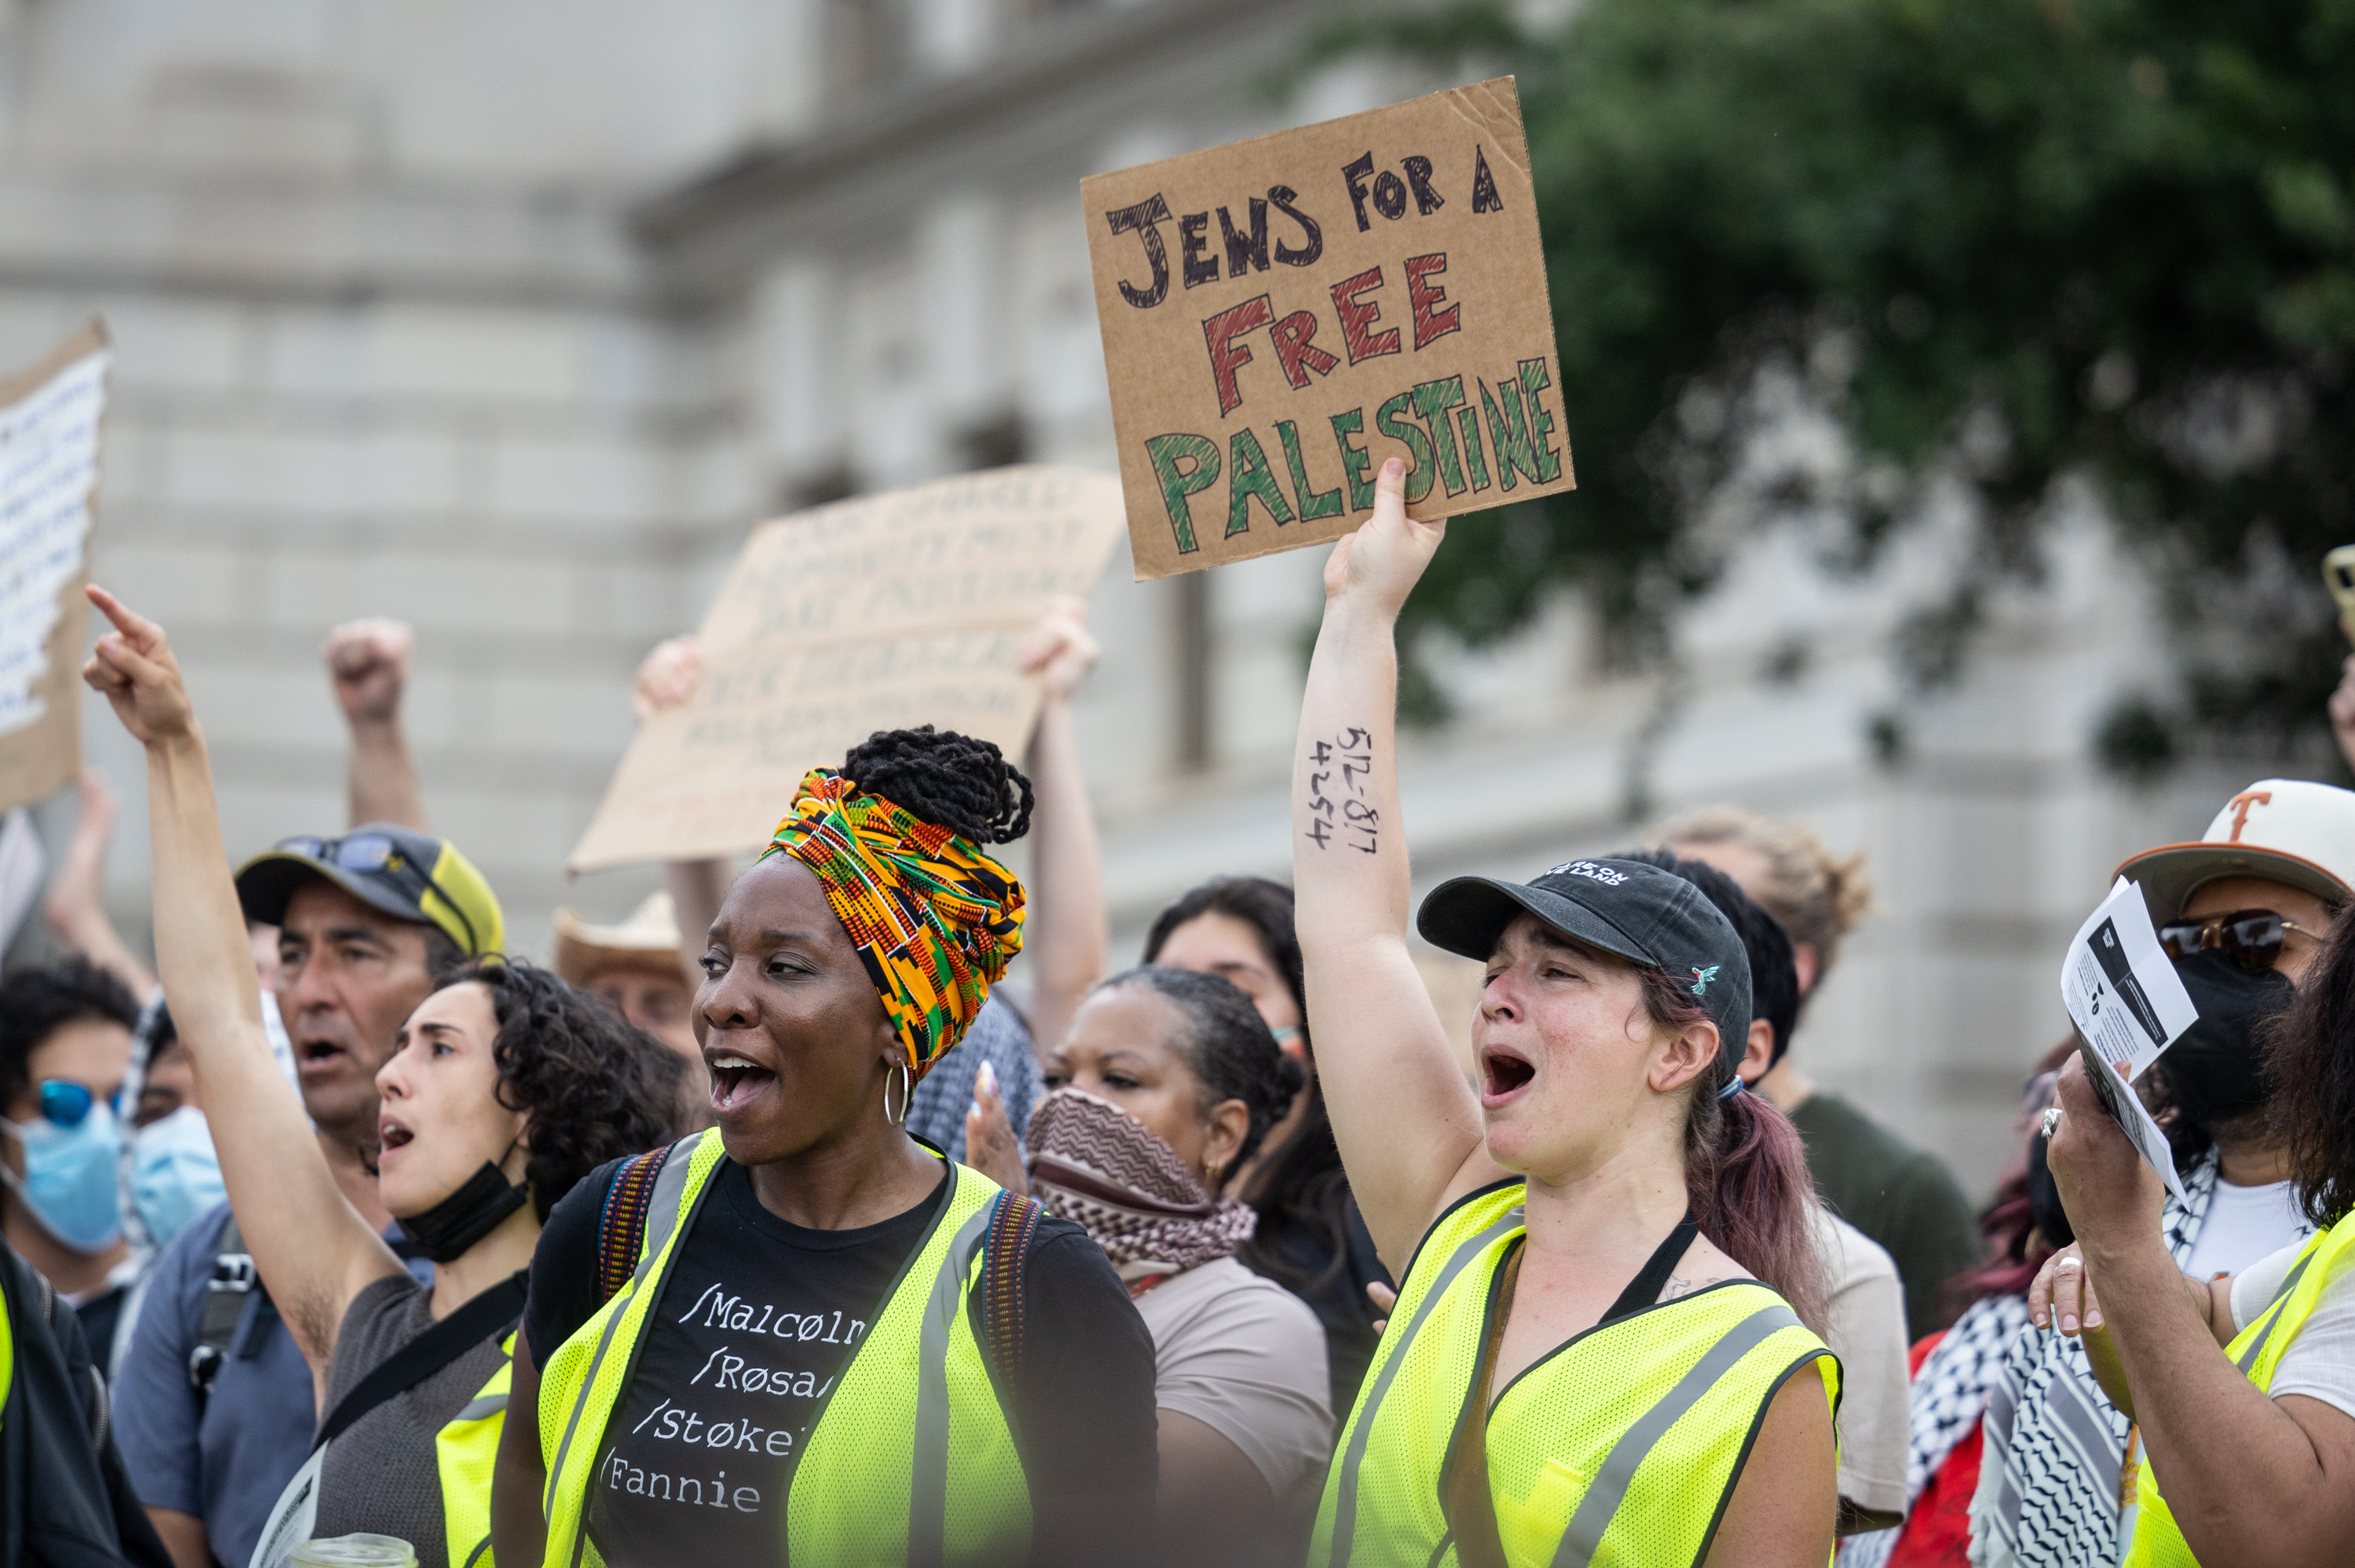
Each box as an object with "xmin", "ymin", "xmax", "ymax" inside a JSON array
[{"xmin": 1305, "ymin": 727, "xmax": 1378, "ymax": 855}]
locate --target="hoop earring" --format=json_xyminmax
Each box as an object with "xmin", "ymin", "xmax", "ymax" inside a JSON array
[{"xmin": 883, "ymin": 1061, "xmax": 912, "ymax": 1127}]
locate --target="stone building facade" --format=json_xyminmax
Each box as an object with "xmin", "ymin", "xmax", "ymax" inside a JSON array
[{"xmin": 0, "ymin": 0, "xmax": 2262, "ymax": 1191}]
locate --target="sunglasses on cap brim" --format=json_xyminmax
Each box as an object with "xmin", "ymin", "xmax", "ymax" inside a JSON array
[
  {"xmin": 2156, "ymin": 909, "xmax": 2316, "ymax": 975},
  {"xmin": 273, "ymin": 832, "xmax": 479, "ymax": 954}
]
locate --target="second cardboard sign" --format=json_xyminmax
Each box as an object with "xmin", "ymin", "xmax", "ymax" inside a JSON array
[{"xmin": 1085, "ymin": 76, "xmax": 1573, "ymax": 581}]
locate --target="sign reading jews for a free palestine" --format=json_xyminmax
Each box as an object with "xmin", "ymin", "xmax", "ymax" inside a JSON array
[
  {"xmin": 567, "ymin": 466, "xmax": 1124, "ymax": 873},
  {"xmin": 1084, "ymin": 77, "xmax": 1573, "ymax": 581}
]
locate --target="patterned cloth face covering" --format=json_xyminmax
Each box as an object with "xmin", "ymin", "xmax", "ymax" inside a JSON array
[
  {"xmin": 760, "ymin": 767, "xmax": 1027, "ymax": 1081},
  {"xmin": 1024, "ymin": 1088, "xmax": 1258, "ymax": 1282}
]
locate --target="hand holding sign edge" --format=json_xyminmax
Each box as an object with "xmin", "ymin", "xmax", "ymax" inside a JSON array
[{"xmin": 1324, "ymin": 458, "xmax": 1445, "ymax": 622}]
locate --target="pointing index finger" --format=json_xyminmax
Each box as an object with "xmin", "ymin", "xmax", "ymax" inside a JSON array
[{"xmin": 85, "ymin": 585, "xmax": 161, "ymax": 648}]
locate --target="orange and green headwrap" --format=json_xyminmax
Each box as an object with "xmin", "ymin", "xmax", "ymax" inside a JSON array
[{"xmin": 759, "ymin": 768, "xmax": 1027, "ymax": 1080}]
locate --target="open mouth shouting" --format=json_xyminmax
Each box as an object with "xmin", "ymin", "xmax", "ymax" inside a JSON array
[
  {"xmin": 706, "ymin": 1050, "xmax": 780, "ymax": 1116},
  {"xmin": 378, "ymin": 1114, "xmax": 416, "ymax": 1160},
  {"xmin": 298, "ymin": 1034, "xmax": 352, "ymax": 1079},
  {"xmin": 1480, "ymin": 1045, "xmax": 1538, "ymax": 1108}
]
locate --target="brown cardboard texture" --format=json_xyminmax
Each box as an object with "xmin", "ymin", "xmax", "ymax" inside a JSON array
[
  {"xmin": 0, "ymin": 319, "xmax": 110, "ymax": 816},
  {"xmin": 1084, "ymin": 76, "xmax": 1572, "ymax": 581},
  {"xmin": 568, "ymin": 465, "xmax": 1125, "ymax": 872}
]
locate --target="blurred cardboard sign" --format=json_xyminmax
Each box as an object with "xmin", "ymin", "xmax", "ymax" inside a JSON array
[
  {"xmin": 0, "ymin": 320, "xmax": 110, "ymax": 815},
  {"xmin": 568, "ymin": 465, "xmax": 1125, "ymax": 872},
  {"xmin": 1084, "ymin": 77, "xmax": 1573, "ymax": 581}
]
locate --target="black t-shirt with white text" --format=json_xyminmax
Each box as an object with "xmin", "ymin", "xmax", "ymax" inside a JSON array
[{"xmin": 525, "ymin": 1155, "xmax": 1155, "ymax": 1566}]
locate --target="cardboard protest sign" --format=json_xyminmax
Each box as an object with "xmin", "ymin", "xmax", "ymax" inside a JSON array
[
  {"xmin": 0, "ymin": 321, "xmax": 109, "ymax": 815},
  {"xmin": 568, "ymin": 466, "xmax": 1125, "ymax": 872},
  {"xmin": 1084, "ymin": 77, "xmax": 1572, "ymax": 581}
]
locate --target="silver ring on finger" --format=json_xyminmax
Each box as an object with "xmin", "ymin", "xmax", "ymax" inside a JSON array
[{"xmin": 2040, "ymin": 1106, "xmax": 2064, "ymax": 1139}]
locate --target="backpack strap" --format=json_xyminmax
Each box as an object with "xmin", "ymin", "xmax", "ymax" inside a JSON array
[
  {"xmin": 189, "ymin": 1211, "xmax": 257, "ymax": 1401},
  {"xmin": 977, "ymin": 1189, "xmax": 1042, "ymax": 1384},
  {"xmin": 595, "ymin": 1145, "xmax": 676, "ymax": 1305},
  {"xmin": 315, "ymin": 1271, "xmax": 527, "ymax": 1448}
]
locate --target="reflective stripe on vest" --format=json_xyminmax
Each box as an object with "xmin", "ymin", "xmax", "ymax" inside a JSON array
[
  {"xmin": 2123, "ymin": 1206, "xmax": 2355, "ymax": 1568},
  {"xmin": 537, "ymin": 1130, "xmax": 1029, "ymax": 1567},
  {"xmin": 438, "ymin": 1332, "xmax": 515, "ymax": 1568},
  {"xmin": 1312, "ymin": 1183, "xmax": 1842, "ymax": 1568}
]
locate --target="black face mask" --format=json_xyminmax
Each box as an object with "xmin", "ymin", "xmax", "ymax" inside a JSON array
[
  {"xmin": 400, "ymin": 1160, "xmax": 530, "ymax": 1264},
  {"xmin": 2152, "ymin": 951, "xmax": 2295, "ymax": 1133}
]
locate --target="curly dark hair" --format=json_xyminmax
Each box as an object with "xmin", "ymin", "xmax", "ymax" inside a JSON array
[
  {"xmin": 1095, "ymin": 965, "xmax": 1302, "ymax": 1174},
  {"xmin": 438, "ymin": 959, "xmax": 688, "ymax": 1220},
  {"xmin": 0, "ymin": 957, "xmax": 141, "ymax": 1110},
  {"xmin": 2262, "ymin": 909, "xmax": 2355, "ymax": 1227},
  {"xmin": 842, "ymin": 725, "xmax": 1034, "ymax": 844}
]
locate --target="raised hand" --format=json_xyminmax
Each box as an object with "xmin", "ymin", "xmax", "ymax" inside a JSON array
[
  {"xmin": 1323, "ymin": 458, "xmax": 1446, "ymax": 620},
  {"xmin": 962, "ymin": 1061, "xmax": 1028, "ymax": 1195},
  {"xmin": 1017, "ymin": 596, "xmax": 1101, "ymax": 705},
  {"xmin": 82, "ymin": 585, "xmax": 196, "ymax": 746},
  {"xmin": 633, "ymin": 635, "xmax": 703, "ymax": 723},
  {"xmin": 323, "ymin": 618, "xmax": 414, "ymax": 727}
]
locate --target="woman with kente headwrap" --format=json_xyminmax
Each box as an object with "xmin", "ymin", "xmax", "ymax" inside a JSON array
[{"xmin": 493, "ymin": 727, "xmax": 1159, "ymax": 1568}]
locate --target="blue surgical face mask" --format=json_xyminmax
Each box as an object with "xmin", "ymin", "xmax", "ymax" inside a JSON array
[
  {"xmin": 130, "ymin": 1106, "xmax": 227, "ymax": 1249},
  {"xmin": 2, "ymin": 1098, "xmax": 125, "ymax": 1253}
]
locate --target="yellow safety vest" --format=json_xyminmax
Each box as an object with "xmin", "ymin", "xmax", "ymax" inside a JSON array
[
  {"xmin": 1311, "ymin": 1182, "xmax": 1841, "ymax": 1568},
  {"xmin": 2123, "ymin": 1205, "xmax": 2355, "ymax": 1567},
  {"xmin": 1, "ymin": 1270, "xmax": 13, "ymax": 1429},
  {"xmin": 537, "ymin": 1130, "xmax": 1030, "ymax": 1568},
  {"xmin": 438, "ymin": 1333, "xmax": 514, "ymax": 1568}
]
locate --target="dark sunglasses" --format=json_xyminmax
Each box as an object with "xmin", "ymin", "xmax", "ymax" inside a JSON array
[
  {"xmin": 275, "ymin": 832, "xmax": 477, "ymax": 954},
  {"xmin": 2156, "ymin": 909, "xmax": 2316, "ymax": 975},
  {"xmin": 34, "ymin": 1079, "xmax": 111, "ymax": 1129}
]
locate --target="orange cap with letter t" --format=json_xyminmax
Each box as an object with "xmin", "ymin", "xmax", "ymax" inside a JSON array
[{"xmin": 2116, "ymin": 779, "xmax": 2355, "ymax": 920}]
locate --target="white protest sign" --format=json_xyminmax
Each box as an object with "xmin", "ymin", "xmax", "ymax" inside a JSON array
[
  {"xmin": 0, "ymin": 321, "xmax": 109, "ymax": 815},
  {"xmin": 2057, "ymin": 877, "xmax": 2196, "ymax": 1203}
]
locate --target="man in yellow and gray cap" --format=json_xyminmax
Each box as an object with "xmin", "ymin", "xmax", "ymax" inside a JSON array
[{"xmin": 233, "ymin": 823, "xmax": 503, "ymax": 1167}]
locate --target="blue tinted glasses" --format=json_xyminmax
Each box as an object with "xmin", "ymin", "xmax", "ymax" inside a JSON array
[{"xmin": 36, "ymin": 1079, "xmax": 103, "ymax": 1128}]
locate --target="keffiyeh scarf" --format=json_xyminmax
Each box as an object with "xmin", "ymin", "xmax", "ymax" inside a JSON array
[
  {"xmin": 761, "ymin": 767, "xmax": 1025, "ymax": 1081},
  {"xmin": 1024, "ymin": 1088, "xmax": 1257, "ymax": 1282},
  {"xmin": 1841, "ymin": 1294, "xmax": 2031, "ymax": 1568},
  {"xmin": 1969, "ymin": 1156, "xmax": 2256, "ymax": 1568}
]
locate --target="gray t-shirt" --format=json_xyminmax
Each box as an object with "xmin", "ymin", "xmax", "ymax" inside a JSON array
[
  {"xmin": 312, "ymin": 1273, "xmax": 512, "ymax": 1568},
  {"xmin": 1134, "ymin": 1256, "xmax": 1333, "ymax": 1513}
]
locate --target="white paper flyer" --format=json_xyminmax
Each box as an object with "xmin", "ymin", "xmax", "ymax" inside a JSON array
[{"xmin": 2058, "ymin": 877, "xmax": 2196, "ymax": 1204}]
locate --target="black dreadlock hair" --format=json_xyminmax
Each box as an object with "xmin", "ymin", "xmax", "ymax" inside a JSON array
[{"xmin": 840, "ymin": 726, "xmax": 1034, "ymax": 844}]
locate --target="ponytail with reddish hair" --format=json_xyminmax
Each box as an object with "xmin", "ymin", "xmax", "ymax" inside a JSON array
[{"xmin": 1638, "ymin": 966, "xmax": 1831, "ymax": 1333}]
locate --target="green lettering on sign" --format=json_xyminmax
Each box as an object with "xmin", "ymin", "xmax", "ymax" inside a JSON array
[
  {"xmin": 1376, "ymin": 391, "xmax": 1438, "ymax": 505},
  {"xmin": 1145, "ymin": 432, "xmax": 1221, "ymax": 553},
  {"xmin": 1226, "ymin": 428, "xmax": 1296, "ymax": 538},
  {"xmin": 1331, "ymin": 408, "xmax": 1375, "ymax": 511},
  {"xmin": 1517, "ymin": 359, "xmax": 1565, "ymax": 483},
  {"xmin": 1410, "ymin": 376, "xmax": 1470, "ymax": 498},
  {"xmin": 1277, "ymin": 420, "xmax": 1345, "ymax": 522}
]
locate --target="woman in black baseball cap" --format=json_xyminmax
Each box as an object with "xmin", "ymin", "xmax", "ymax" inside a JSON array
[{"xmin": 1292, "ymin": 461, "xmax": 1839, "ymax": 1566}]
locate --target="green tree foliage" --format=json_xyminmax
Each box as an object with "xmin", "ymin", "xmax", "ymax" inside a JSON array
[{"xmin": 1320, "ymin": 0, "xmax": 2355, "ymax": 767}]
